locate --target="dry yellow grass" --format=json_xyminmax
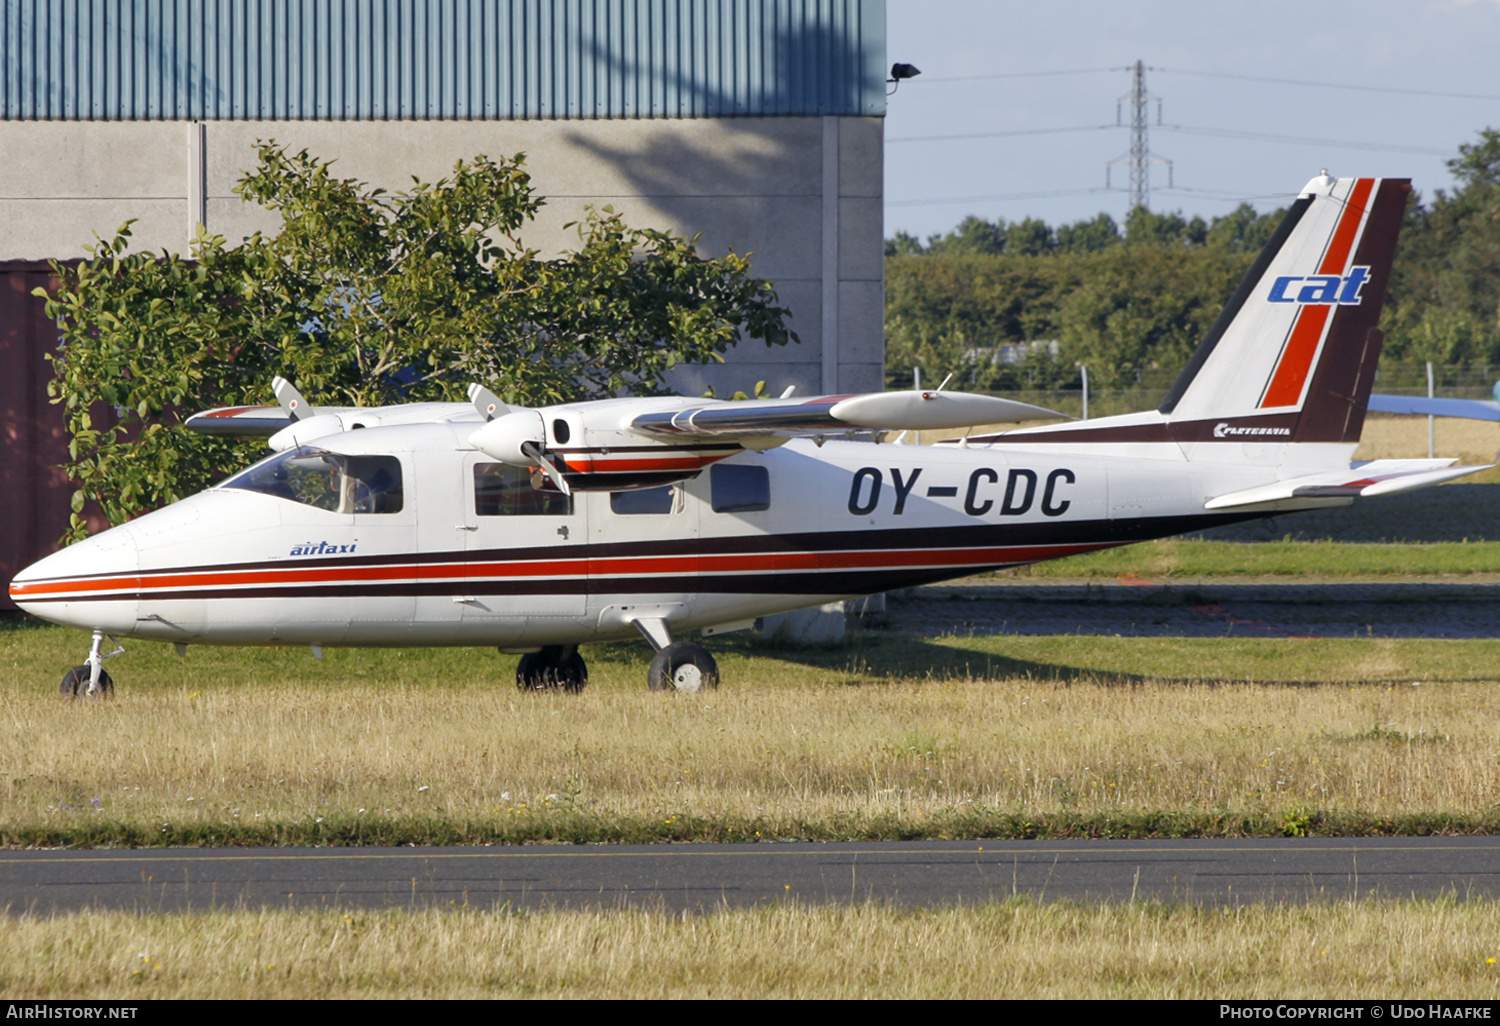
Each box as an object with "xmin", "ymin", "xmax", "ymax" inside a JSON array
[
  {"xmin": 6, "ymin": 900, "xmax": 1500, "ymax": 998},
  {"xmin": 1355, "ymin": 415, "xmax": 1500, "ymax": 477},
  {"xmin": 8, "ymin": 661, "xmax": 1500, "ymax": 834},
  {"xmin": 7, "ymin": 630, "xmax": 1500, "ymax": 995}
]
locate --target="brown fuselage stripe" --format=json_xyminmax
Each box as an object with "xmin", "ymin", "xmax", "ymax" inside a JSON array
[
  {"xmin": 12, "ymin": 542, "xmax": 1110, "ymax": 602},
  {"xmin": 11, "ymin": 511, "xmax": 1264, "ymax": 604}
]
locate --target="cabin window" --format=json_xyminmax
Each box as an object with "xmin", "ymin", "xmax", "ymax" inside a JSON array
[
  {"xmin": 710, "ymin": 464, "xmax": 770, "ymax": 513},
  {"xmin": 222, "ymin": 448, "xmax": 404, "ymax": 514},
  {"xmin": 610, "ymin": 485, "xmax": 679, "ymax": 515},
  {"xmin": 474, "ymin": 463, "xmax": 573, "ymax": 516}
]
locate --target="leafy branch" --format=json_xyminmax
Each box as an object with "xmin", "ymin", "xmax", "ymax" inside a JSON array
[{"xmin": 41, "ymin": 143, "xmax": 795, "ymax": 541}]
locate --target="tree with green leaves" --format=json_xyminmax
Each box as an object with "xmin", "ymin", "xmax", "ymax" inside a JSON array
[
  {"xmin": 41, "ymin": 143, "xmax": 795, "ymax": 541},
  {"xmin": 887, "ymin": 129, "xmax": 1500, "ymax": 391},
  {"xmin": 1054, "ymin": 213, "xmax": 1121, "ymax": 254},
  {"xmin": 883, "ymin": 201, "xmax": 1285, "ymax": 392},
  {"xmin": 1123, "ymin": 207, "xmax": 1208, "ymax": 249},
  {"xmin": 1383, "ymin": 127, "xmax": 1500, "ymax": 368}
]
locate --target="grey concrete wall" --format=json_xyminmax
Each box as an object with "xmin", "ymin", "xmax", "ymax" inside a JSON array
[
  {"xmin": 0, "ymin": 122, "xmax": 188, "ymax": 260},
  {"xmin": 0, "ymin": 116, "xmax": 883, "ymax": 399}
]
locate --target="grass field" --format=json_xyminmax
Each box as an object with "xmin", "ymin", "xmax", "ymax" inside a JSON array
[
  {"xmin": 11, "ymin": 413, "xmax": 1500, "ymax": 998},
  {"xmin": 1356, "ymin": 415, "xmax": 1500, "ymax": 479},
  {"xmin": 10, "ymin": 420, "xmax": 1500, "ymax": 996},
  {"xmin": 6, "ymin": 900, "xmax": 1500, "ymax": 998},
  {"xmin": 999, "ymin": 538, "xmax": 1500, "ymax": 578},
  {"xmin": 7, "ymin": 620, "xmax": 1500, "ymax": 845}
]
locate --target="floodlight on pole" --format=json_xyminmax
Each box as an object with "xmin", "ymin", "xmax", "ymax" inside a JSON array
[{"xmin": 887, "ymin": 63, "xmax": 921, "ymax": 95}]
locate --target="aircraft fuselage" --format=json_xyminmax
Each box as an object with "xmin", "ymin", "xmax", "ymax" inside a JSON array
[{"xmin": 10, "ymin": 423, "xmax": 1349, "ymax": 649}]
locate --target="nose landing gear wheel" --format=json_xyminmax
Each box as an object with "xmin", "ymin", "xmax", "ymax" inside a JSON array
[
  {"xmin": 60, "ymin": 665, "xmax": 114, "ymax": 698},
  {"xmin": 515, "ymin": 646, "xmax": 588, "ymax": 692},
  {"xmin": 647, "ymin": 643, "xmax": 719, "ymax": 693}
]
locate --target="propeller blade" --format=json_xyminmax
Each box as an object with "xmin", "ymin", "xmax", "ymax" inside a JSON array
[
  {"xmin": 467, "ymin": 383, "xmax": 510, "ymax": 421},
  {"xmin": 521, "ymin": 440, "xmax": 572, "ymax": 496},
  {"xmin": 272, "ymin": 377, "xmax": 311, "ymax": 421}
]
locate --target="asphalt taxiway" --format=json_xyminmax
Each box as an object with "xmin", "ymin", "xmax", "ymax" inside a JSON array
[
  {"xmin": 5, "ymin": 838, "xmax": 1500, "ymax": 914},
  {"xmin": 891, "ymin": 578, "xmax": 1500, "ymax": 638}
]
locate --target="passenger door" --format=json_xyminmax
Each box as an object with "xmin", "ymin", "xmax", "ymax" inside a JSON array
[
  {"xmin": 588, "ymin": 478, "xmax": 699, "ymax": 630},
  {"xmin": 460, "ymin": 456, "xmax": 588, "ymax": 627}
]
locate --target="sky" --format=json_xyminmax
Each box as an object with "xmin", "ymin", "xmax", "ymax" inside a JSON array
[{"xmin": 882, "ymin": 0, "xmax": 1500, "ymax": 241}]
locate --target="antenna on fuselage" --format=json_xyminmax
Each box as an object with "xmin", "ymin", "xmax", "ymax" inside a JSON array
[{"xmin": 272, "ymin": 377, "xmax": 311, "ymax": 422}]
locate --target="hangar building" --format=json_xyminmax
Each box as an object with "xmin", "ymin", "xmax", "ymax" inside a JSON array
[{"xmin": 0, "ymin": 0, "xmax": 888, "ymax": 606}]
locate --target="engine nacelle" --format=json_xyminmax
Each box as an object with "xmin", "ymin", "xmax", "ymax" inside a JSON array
[
  {"xmin": 268, "ymin": 414, "xmax": 347, "ymax": 452},
  {"xmin": 470, "ymin": 403, "xmax": 747, "ymax": 492},
  {"xmin": 468, "ymin": 410, "xmax": 546, "ymax": 466}
]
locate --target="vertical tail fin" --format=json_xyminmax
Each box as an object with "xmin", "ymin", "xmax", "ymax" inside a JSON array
[{"xmin": 1159, "ymin": 174, "xmax": 1409, "ymax": 443}]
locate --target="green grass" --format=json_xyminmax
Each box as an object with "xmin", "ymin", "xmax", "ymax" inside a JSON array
[
  {"xmin": 999, "ymin": 539, "xmax": 1500, "ymax": 578},
  {"xmin": 9, "ymin": 614, "xmax": 1500, "ymax": 690},
  {"xmin": 12, "ymin": 807, "xmax": 1500, "ymax": 849}
]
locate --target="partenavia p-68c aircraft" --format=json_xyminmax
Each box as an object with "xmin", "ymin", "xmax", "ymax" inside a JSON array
[{"xmin": 11, "ymin": 173, "xmax": 1490, "ymax": 695}]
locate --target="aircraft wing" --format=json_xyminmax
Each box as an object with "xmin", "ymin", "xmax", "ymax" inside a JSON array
[
  {"xmin": 1367, "ymin": 394, "xmax": 1500, "ymax": 422},
  {"xmin": 629, "ymin": 390, "xmax": 1064, "ymax": 440},
  {"xmin": 183, "ymin": 405, "xmax": 297, "ymax": 436},
  {"xmin": 1205, "ymin": 458, "xmax": 1492, "ymax": 510},
  {"xmin": 185, "ymin": 401, "xmax": 475, "ymax": 445}
]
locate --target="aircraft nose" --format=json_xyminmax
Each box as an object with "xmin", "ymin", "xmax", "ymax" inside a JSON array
[{"xmin": 8, "ymin": 524, "xmax": 142, "ymax": 633}]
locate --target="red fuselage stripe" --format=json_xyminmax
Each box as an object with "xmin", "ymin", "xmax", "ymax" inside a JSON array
[
  {"xmin": 559, "ymin": 455, "xmax": 726, "ymax": 473},
  {"xmin": 10, "ymin": 543, "xmax": 1108, "ymax": 599}
]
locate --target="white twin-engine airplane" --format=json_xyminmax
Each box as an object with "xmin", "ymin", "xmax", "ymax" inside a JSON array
[{"xmin": 10, "ymin": 173, "xmax": 1490, "ymax": 696}]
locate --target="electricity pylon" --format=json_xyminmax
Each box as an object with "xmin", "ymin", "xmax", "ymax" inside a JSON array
[{"xmin": 1107, "ymin": 60, "xmax": 1172, "ymax": 212}]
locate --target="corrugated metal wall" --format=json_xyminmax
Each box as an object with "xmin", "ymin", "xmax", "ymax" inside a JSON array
[{"xmin": 1, "ymin": 0, "xmax": 886, "ymax": 119}]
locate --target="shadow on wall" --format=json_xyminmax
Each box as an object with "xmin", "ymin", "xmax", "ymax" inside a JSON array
[
  {"xmin": 564, "ymin": 19, "xmax": 881, "ymax": 396},
  {"xmin": 0, "ymin": 262, "xmax": 121, "ymax": 607},
  {"xmin": 0, "ymin": 264, "xmax": 75, "ymax": 606}
]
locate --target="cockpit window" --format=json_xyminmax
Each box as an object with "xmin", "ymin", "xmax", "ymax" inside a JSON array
[{"xmin": 222, "ymin": 447, "xmax": 404, "ymax": 514}]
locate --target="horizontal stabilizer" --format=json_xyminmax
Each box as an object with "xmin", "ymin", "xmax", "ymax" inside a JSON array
[
  {"xmin": 1204, "ymin": 459, "xmax": 1491, "ymax": 510},
  {"xmin": 630, "ymin": 390, "xmax": 1063, "ymax": 440},
  {"xmin": 1368, "ymin": 394, "xmax": 1500, "ymax": 422}
]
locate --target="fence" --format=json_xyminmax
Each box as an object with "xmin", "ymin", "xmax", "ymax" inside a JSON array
[{"xmin": 975, "ymin": 362, "xmax": 1500, "ymax": 422}]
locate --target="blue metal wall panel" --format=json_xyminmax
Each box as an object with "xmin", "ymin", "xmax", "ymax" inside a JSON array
[{"xmin": 0, "ymin": 0, "xmax": 885, "ymax": 119}]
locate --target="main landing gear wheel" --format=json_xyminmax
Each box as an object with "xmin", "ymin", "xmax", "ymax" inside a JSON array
[
  {"xmin": 60, "ymin": 665, "xmax": 113, "ymax": 698},
  {"xmin": 515, "ymin": 645, "xmax": 588, "ymax": 693},
  {"xmin": 647, "ymin": 642, "xmax": 719, "ymax": 693}
]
